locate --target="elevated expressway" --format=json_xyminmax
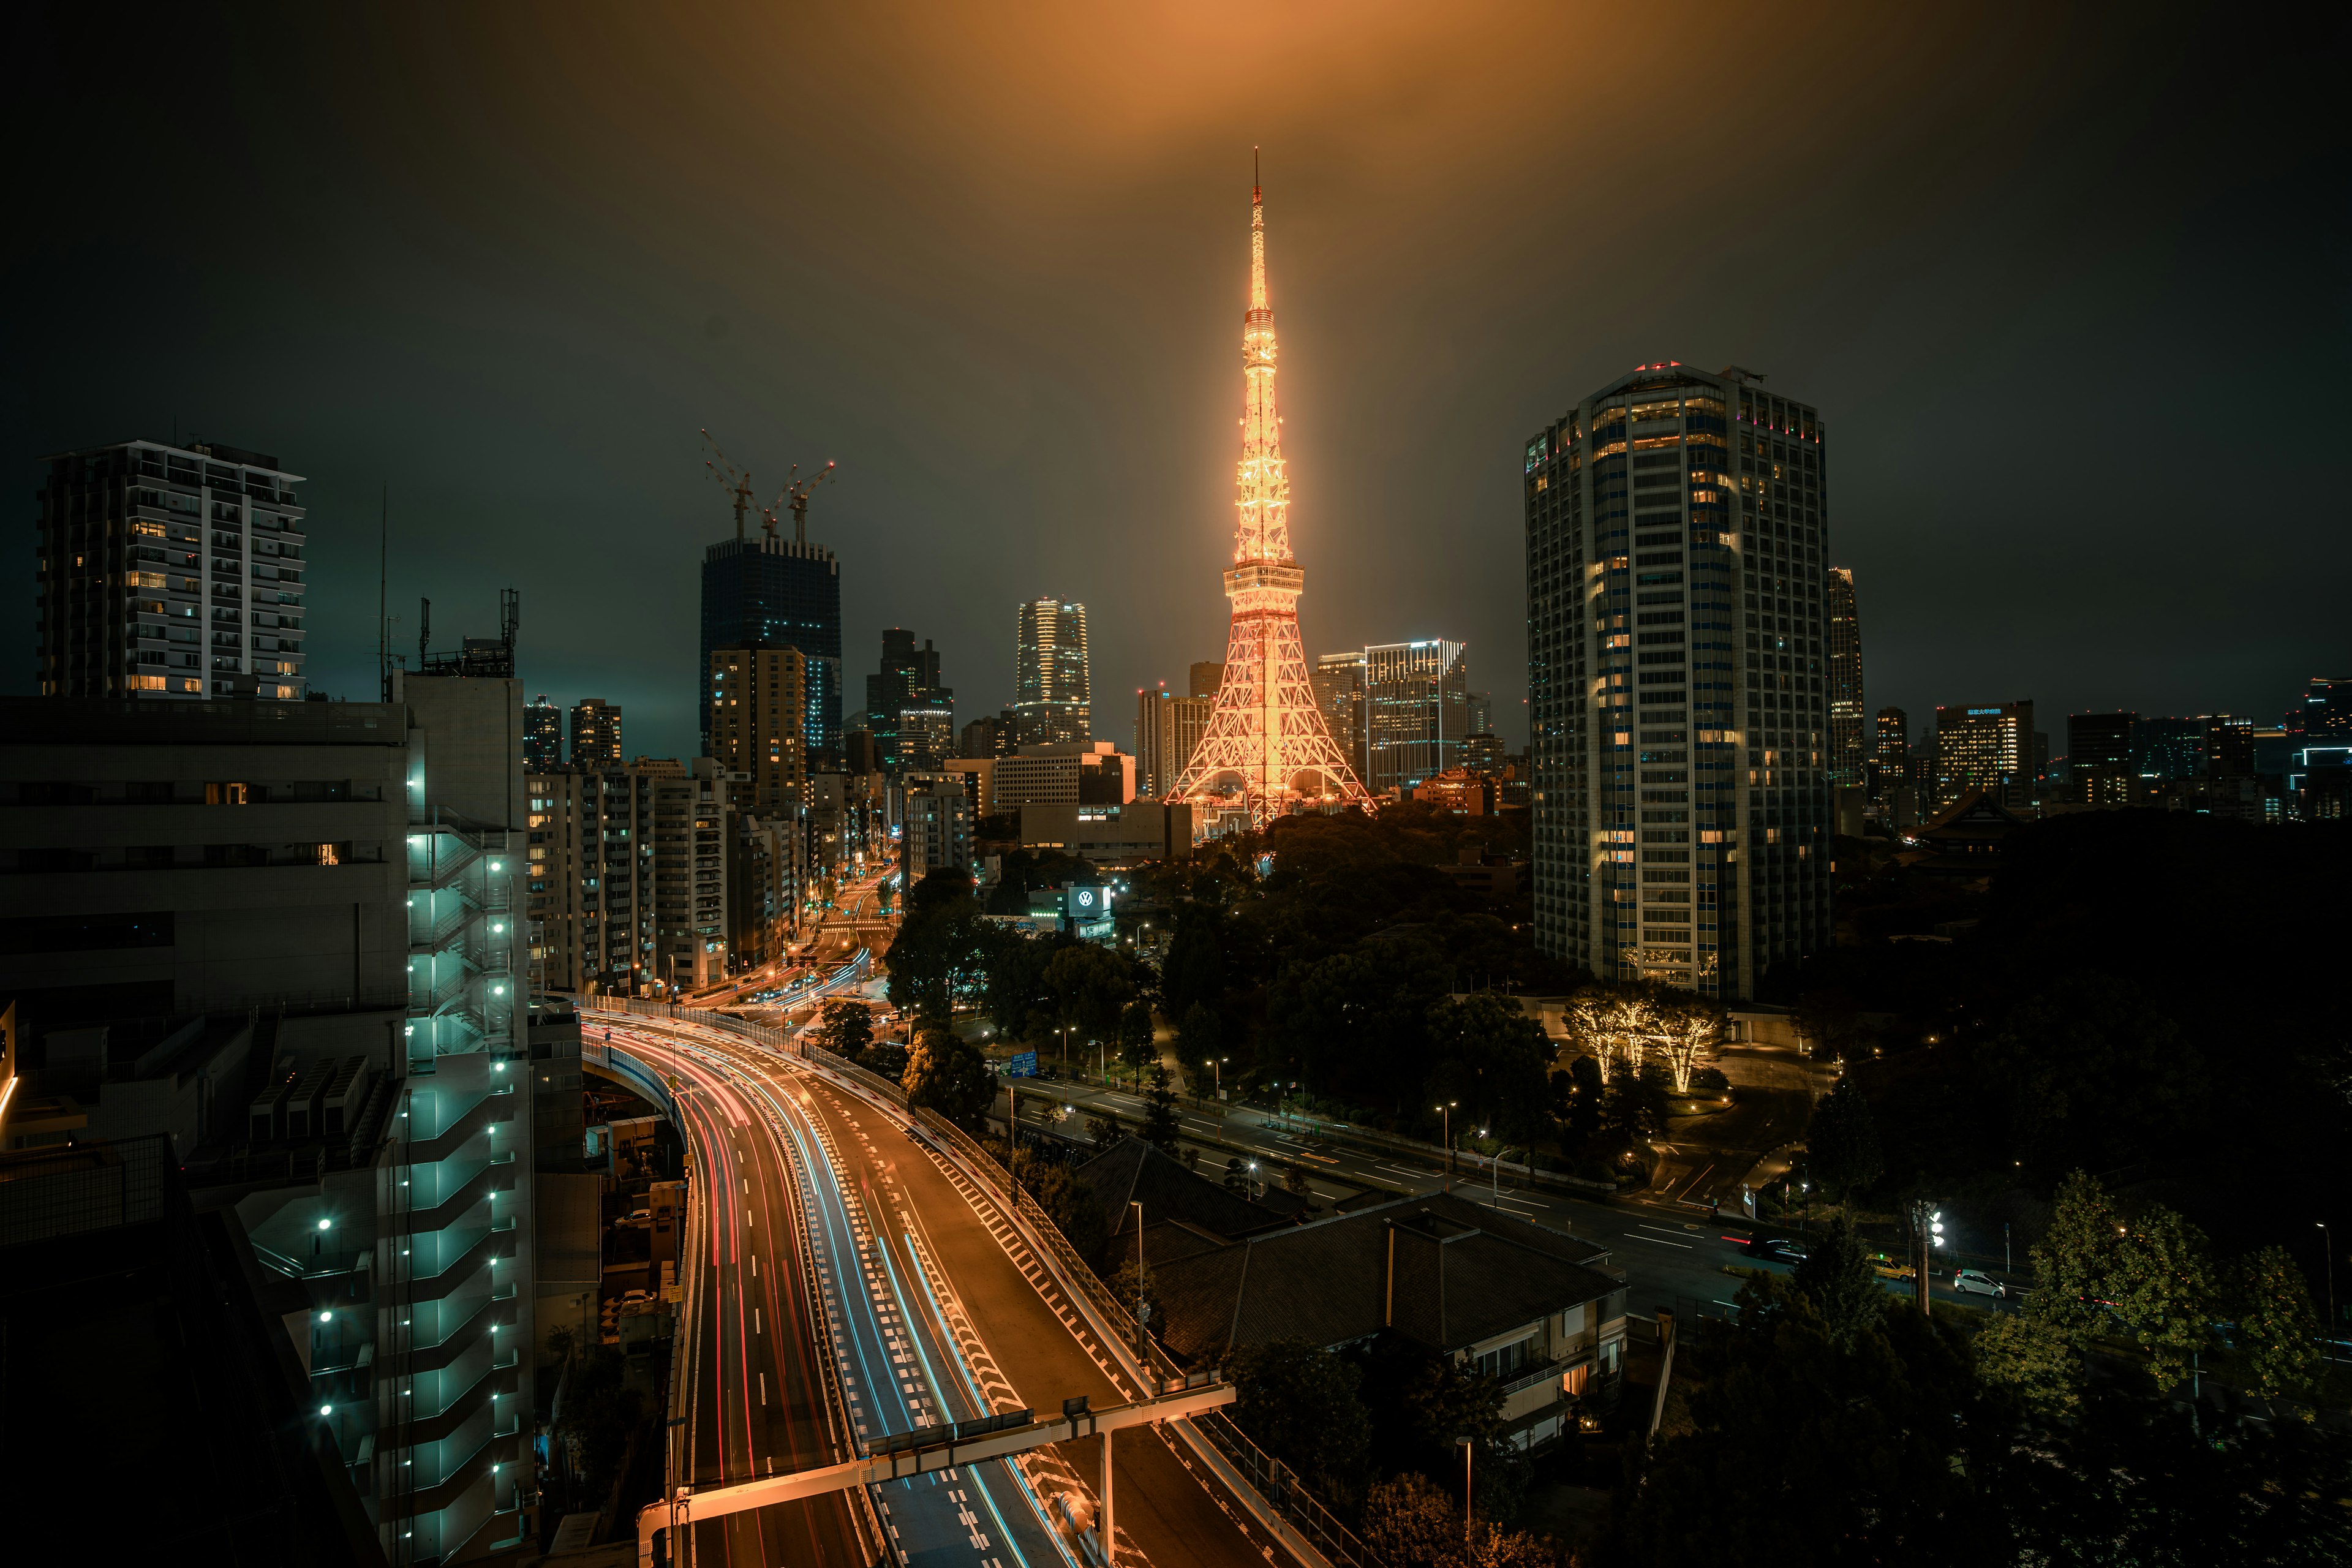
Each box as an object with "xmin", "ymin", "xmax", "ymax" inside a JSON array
[{"xmin": 587, "ymin": 1009, "xmax": 1292, "ymax": 1567}]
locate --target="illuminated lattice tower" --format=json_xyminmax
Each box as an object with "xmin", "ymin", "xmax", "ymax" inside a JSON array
[{"xmin": 1167, "ymin": 175, "xmax": 1372, "ymax": 832}]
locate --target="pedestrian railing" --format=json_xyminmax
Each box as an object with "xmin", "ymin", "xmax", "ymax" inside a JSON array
[{"xmin": 1191, "ymin": 1411, "xmax": 1390, "ymax": 1568}]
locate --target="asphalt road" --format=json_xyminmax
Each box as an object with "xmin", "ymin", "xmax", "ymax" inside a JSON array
[
  {"xmin": 610, "ymin": 1017, "xmax": 1283, "ymax": 1568},
  {"xmin": 617, "ymin": 1030, "xmax": 869, "ymax": 1566},
  {"xmin": 1022, "ymin": 1075, "xmax": 2015, "ymax": 1322}
]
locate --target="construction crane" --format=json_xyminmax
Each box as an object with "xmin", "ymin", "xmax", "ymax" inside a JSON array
[
  {"xmin": 701, "ymin": 429, "xmax": 758, "ymax": 541},
  {"xmin": 703, "ymin": 428, "xmax": 839, "ymax": 545},
  {"xmin": 761, "ymin": 460, "xmax": 837, "ymax": 546}
]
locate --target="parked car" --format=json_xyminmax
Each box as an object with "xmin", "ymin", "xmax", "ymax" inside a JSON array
[{"xmin": 1953, "ymin": 1268, "xmax": 2007, "ymax": 1298}]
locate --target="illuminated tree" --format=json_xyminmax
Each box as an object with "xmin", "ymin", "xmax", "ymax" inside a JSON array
[{"xmin": 1657, "ymin": 1003, "xmax": 1724, "ymax": 1095}]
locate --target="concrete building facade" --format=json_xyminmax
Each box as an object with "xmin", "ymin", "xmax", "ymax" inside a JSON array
[
  {"xmin": 1523, "ymin": 364, "xmax": 1833, "ymax": 1000},
  {"xmin": 36, "ymin": 438, "xmax": 310, "ymax": 703},
  {"xmin": 0, "ymin": 680, "xmax": 544, "ymax": 1559}
]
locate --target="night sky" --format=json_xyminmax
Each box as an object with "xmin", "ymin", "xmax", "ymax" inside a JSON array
[{"xmin": 11, "ymin": 4, "xmax": 2347, "ymax": 759}]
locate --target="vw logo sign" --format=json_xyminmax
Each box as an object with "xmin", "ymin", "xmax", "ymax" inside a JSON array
[{"xmin": 1076, "ymin": 889, "xmax": 1095, "ymax": 907}]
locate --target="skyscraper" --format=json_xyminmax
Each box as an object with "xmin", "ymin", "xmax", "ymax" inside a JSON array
[
  {"xmin": 524, "ymin": 693, "xmax": 564, "ymax": 770},
  {"xmin": 1189, "ymin": 662, "xmax": 1226, "ymax": 698},
  {"xmin": 1825, "ymin": 567, "xmax": 1865, "ymax": 787},
  {"xmin": 1363, "ymin": 640, "xmax": 1470, "ymax": 796},
  {"xmin": 1310, "ymin": 652, "xmax": 1367, "ymax": 782},
  {"xmin": 710, "ymin": 645, "xmax": 809, "ymax": 816},
  {"xmin": 36, "ymin": 437, "xmax": 309, "ymax": 701},
  {"xmin": 1523, "ymin": 364, "xmax": 1832, "ymax": 1001},
  {"xmin": 699, "ymin": 492, "xmax": 842, "ymax": 763},
  {"xmin": 1136, "ymin": 684, "xmax": 1172, "ymax": 800},
  {"xmin": 1934, "ymin": 701, "xmax": 2035, "ymax": 809},
  {"xmin": 864, "ymin": 629, "xmax": 953, "ymax": 774},
  {"xmin": 1167, "ymin": 176, "xmax": 1368, "ymax": 829},
  {"xmin": 2068, "ymin": 710, "xmax": 2136, "ymax": 807},
  {"xmin": 1014, "ymin": 598, "xmax": 1091, "ymax": 744},
  {"xmin": 1874, "ymin": 705, "xmax": 1909, "ymax": 769},
  {"xmin": 570, "ymin": 697, "xmax": 623, "ymax": 767}
]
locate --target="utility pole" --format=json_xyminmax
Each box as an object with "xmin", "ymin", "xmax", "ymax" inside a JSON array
[
  {"xmin": 2322, "ymin": 1222, "xmax": 2339, "ymax": 1357},
  {"xmin": 1458, "ymin": 1437, "xmax": 1474, "ymax": 1546},
  {"xmin": 377, "ymin": 488, "xmax": 388, "ymax": 702},
  {"xmin": 1436, "ymin": 1102, "xmax": 1457, "ymax": 1192}
]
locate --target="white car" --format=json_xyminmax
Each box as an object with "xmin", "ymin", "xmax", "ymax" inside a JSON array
[{"xmin": 1953, "ymin": 1268, "xmax": 2006, "ymax": 1298}]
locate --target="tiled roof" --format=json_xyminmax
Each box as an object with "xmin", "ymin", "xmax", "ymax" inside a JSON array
[
  {"xmin": 1076, "ymin": 1137, "xmax": 1303, "ymax": 1245},
  {"xmin": 1152, "ymin": 1191, "xmax": 1620, "ymax": 1365}
]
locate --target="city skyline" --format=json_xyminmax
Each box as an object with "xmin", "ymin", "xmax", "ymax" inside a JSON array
[{"xmin": 12, "ymin": 9, "xmax": 2344, "ymax": 761}]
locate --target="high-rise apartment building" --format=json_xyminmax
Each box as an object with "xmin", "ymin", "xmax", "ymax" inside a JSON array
[
  {"xmin": 526, "ymin": 758, "xmax": 731, "ymax": 995},
  {"xmin": 959, "ymin": 710, "xmax": 1018, "ymax": 760},
  {"xmin": 1825, "ymin": 567, "xmax": 1865, "ymax": 787},
  {"xmin": 2068, "ymin": 710, "xmax": 2136, "ymax": 807},
  {"xmin": 1364, "ymin": 640, "xmax": 1469, "ymax": 796},
  {"xmin": 1934, "ymin": 701, "xmax": 2035, "ymax": 809},
  {"xmin": 863, "ymin": 630, "xmax": 952, "ymax": 774},
  {"xmin": 709, "ymin": 646, "xmax": 809, "ymax": 816},
  {"xmin": 1136, "ymin": 685, "xmax": 1172, "ymax": 800},
  {"xmin": 524, "ymin": 693, "xmax": 564, "ymax": 771},
  {"xmin": 570, "ymin": 698, "xmax": 622, "ymax": 767},
  {"xmin": 1524, "ymin": 364, "xmax": 1833, "ymax": 1000},
  {"xmin": 1134, "ymin": 686, "xmax": 1218, "ymax": 804},
  {"xmin": 1014, "ymin": 599, "xmax": 1091, "ymax": 744},
  {"xmin": 2, "ymin": 674, "xmax": 554, "ymax": 1556},
  {"xmin": 700, "ymin": 527, "xmax": 842, "ymax": 763},
  {"xmin": 1874, "ymin": 706, "xmax": 1909, "ymax": 769},
  {"xmin": 902, "ymin": 780, "xmax": 973, "ymax": 882},
  {"xmin": 36, "ymin": 438, "xmax": 309, "ymax": 701},
  {"xmin": 1311, "ymin": 653, "xmax": 1368, "ymax": 783}
]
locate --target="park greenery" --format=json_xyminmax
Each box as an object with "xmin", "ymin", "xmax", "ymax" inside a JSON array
[
  {"xmin": 1607, "ymin": 1180, "xmax": 2352, "ymax": 1566},
  {"xmin": 1782, "ymin": 810, "xmax": 2350, "ymax": 1291},
  {"xmin": 883, "ymin": 807, "xmax": 1740, "ymax": 1186}
]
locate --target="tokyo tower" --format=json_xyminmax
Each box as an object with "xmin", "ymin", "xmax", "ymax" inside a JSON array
[{"xmin": 1167, "ymin": 167, "xmax": 1372, "ymax": 831}]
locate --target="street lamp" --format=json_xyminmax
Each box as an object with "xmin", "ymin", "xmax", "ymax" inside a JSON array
[{"xmin": 1436, "ymin": 1102, "xmax": 1457, "ymax": 1192}]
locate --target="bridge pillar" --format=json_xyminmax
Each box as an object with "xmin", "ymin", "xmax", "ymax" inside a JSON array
[{"xmin": 1098, "ymin": 1427, "xmax": 1115, "ymax": 1564}]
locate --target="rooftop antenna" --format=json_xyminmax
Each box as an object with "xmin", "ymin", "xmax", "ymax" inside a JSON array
[
  {"xmin": 500, "ymin": 587, "xmax": 519, "ymax": 654},
  {"xmin": 378, "ymin": 487, "xmax": 388, "ymax": 701},
  {"xmin": 418, "ymin": 597, "xmax": 431, "ymax": 667}
]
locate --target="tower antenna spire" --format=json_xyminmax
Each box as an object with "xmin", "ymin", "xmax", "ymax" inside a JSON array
[{"xmin": 1166, "ymin": 160, "xmax": 1371, "ymax": 832}]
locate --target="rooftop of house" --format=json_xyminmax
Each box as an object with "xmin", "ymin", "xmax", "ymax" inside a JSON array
[
  {"xmin": 1150, "ymin": 1189, "xmax": 1623, "ymax": 1367},
  {"xmin": 1076, "ymin": 1136, "xmax": 1307, "ymax": 1248}
]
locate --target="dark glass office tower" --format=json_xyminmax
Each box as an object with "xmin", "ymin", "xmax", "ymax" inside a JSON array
[
  {"xmin": 1523, "ymin": 363, "xmax": 1832, "ymax": 1001},
  {"xmin": 864, "ymin": 628, "xmax": 953, "ymax": 774},
  {"xmin": 701, "ymin": 534, "xmax": 842, "ymax": 763}
]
